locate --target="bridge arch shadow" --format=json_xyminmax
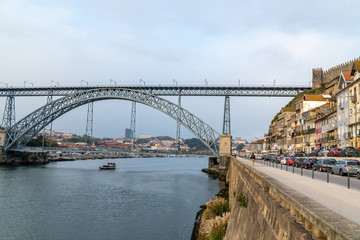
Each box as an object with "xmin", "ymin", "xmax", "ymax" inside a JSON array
[{"xmin": 3, "ymin": 88, "xmax": 220, "ymax": 156}]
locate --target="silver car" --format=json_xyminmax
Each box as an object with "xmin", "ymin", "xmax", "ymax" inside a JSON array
[{"xmin": 331, "ymin": 160, "xmax": 359, "ymax": 176}]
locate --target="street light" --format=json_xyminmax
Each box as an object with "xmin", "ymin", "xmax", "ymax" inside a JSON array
[
  {"xmin": 0, "ymin": 82, "xmax": 8, "ymax": 88},
  {"xmin": 205, "ymin": 79, "xmax": 208, "ymax": 86},
  {"xmin": 173, "ymin": 79, "xmax": 177, "ymax": 86},
  {"xmin": 140, "ymin": 79, "xmax": 145, "ymax": 86},
  {"xmin": 81, "ymin": 80, "xmax": 88, "ymax": 86},
  {"xmin": 238, "ymin": 79, "xmax": 240, "ymax": 87},
  {"xmin": 273, "ymin": 79, "xmax": 276, "ymax": 87},
  {"xmin": 24, "ymin": 81, "xmax": 33, "ymax": 87},
  {"xmin": 51, "ymin": 80, "xmax": 59, "ymax": 87},
  {"xmin": 110, "ymin": 79, "xmax": 117, "ymax": 86}
]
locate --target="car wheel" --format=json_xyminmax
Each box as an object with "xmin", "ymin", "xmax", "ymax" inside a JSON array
[
  {"xmin": 339, "ymin": 169, "xmax": 344, "ymax": 176},
  {"xmin": 331, "ymin": 168, "xmax": 334, "ymax": 174},
  {"xmin": 319, "ymin": 167, "xmax": 322, "ymax": 172},
  {"xmin": 357, "ymin": 172, "xmax": 360, "ymax": 179}
]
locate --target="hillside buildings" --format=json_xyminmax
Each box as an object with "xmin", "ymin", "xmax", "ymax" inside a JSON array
[{"xmin": 264, "ymin": 57, "xmax": 360, "ymax": 154}]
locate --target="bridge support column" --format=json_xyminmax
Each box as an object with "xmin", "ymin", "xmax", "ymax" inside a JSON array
[
  {"xmin": 130, "ymin": 101, "xmax": 136, "ymax": 150},
  {"xmin": 219, "ymin": 134, "xmax": 232, "ymax": 167},
  {"xmin": 222, "ymin": 96, "xmax": 231, "ymax": 135},
  {"xmin": 208, "ymin": 157, "xmax": 218, "ymax": 168},
  {"xmin": 176, "ymin": 92, "xmax": 181, "ymax": 149},
  {"xmin": 2, "ymin": 95, "xmax": 15, "ymax": 130},
  {"xmin": 42, "ymin": 94, "xmax": 53, "ymax": 148},
  {"xmin": 85, "ymin": 102, "xmax": 94, "ymax": 144}
]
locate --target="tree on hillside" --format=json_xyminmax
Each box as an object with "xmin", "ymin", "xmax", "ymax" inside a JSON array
[
  {"xmin": 184, "ymin": 138, "xmax": 208, "ymax": 150},
  {"xmin": 27, "ymin": 136, "xmax": 59, "ymax": 147}
]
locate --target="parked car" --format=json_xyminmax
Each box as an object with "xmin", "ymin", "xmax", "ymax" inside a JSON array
[
  {"xmin": 270, "ymin": 155, "xmax": 278, "ymax": 163},
  {"xmin": 318, "ymin": 149, "xmax": 329, "ymax": 156},
  {"xmin": 280, "ymin": 157, "xmax": 288, "ymax": 165},
  {"xmin": 265, "ymin": 154, "xmax": 274, "ymax": 161},
  {"xmin": 301, "ymin": 158, "xmax": 317, "ymax": 169},
  {"xmin": 339, "ymin": 147, "xmax": 357, "ymax": 157},
  {"xmin": 328, "ymin": 148, "xmax": 340, "ymax": 157},
  {"xmin": 294, "ymin": 158, "xmax": 305, "ymax": 168},
  {"xmin": 309, "ymin": 149, "xmax": 320, "ymax": 157},
  {"xmin": 313, "ymin": 159, "xmax": 336, "ymax": 172},
  {"xmin": 293, "ymin": 152, "xmax": 305, "ymax": 157},
  {"xmin": 275, "ymin": 156, "xmax": 284, "ymax": 164},
  {"xmin": 331, "ymin": 160, "xmax": 359, "ymax": 176}
]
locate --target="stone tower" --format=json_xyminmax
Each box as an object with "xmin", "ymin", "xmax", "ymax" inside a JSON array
[{"xmin": 312, "ymin": 68, "xmax": 323, "ymax": 89}]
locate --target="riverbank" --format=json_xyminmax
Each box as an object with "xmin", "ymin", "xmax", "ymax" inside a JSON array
[{"xmin": 191, "ymin": 167, "xmax": 229, "ymax": 240}]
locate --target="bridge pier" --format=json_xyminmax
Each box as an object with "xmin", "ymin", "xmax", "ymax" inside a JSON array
[
  {"xmin": 0, "ymin": 151, "xmax": 48, "ymax": 165},
  {"xmin": 208, "ymin": 157, "xmax": 218, "ymax": 168},
  {"xmin": 219, "ymin": 134, "xmax": 232, "ymax": 168}
]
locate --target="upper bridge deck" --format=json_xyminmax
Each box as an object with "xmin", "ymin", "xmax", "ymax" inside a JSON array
[{"xmin": 0, "ymin": 85, "xmax": 311, "ymax": 97}]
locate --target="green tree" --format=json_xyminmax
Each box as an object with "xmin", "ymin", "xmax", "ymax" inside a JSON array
[{"xmin": 27, "ymin": 136, "xmax": 59, "ymax": 147}]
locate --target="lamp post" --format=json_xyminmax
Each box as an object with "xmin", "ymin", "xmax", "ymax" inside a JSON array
[
  {"xmin": 110, "ymin": 79, "xmax": 117, "ymax": 86},
  {"xmin": 205, "ymin": 79, "xmax": 208, "ymax": 86},
  {"xmin": 24, "ymin": 81, "xmax": 33, "ymax": 87},
  {"xmin": 0, "ymin": 82, "xmax": 8, "ymax": 87},
  {"xmin": 81, "ymin": 80, "xmax": 88, "ymax": 86},
  {"xmin": 140, "ymin": 79, "xmax": 145, "ymax": 86},
  {"xmin": 173, "ymin": 79, "xmax": 177, "ymax": 87},
  {"xmin": 51, "ymin": 80, "xmax": 59, "ymax": 87}
]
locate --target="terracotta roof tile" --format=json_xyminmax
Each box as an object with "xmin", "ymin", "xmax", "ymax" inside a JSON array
[
  {"xmin": 282, "ymin": 107, "xmax": 296, "ymax": 112},
  {"xmin": 303, "ymin": 95, "xmax": 326, "ymax": 101},
  {"xmin": 342, "ymin": 71, "xmax": 354, "ymax": 81}
]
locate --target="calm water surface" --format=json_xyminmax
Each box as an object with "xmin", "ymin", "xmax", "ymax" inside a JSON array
[{"xmin": 0, "ymin": 157, "xmax": 220, "ymax": 240}]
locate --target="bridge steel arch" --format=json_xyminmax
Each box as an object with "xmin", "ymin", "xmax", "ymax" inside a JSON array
[{"xmin": 3, "ymin": 88, "xmax": 220, "ymax": 156}]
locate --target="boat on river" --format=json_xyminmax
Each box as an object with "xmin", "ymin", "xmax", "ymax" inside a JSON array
[{"xmin": 99, "ymin": 162, "xmax": 116, "ymax": 170}]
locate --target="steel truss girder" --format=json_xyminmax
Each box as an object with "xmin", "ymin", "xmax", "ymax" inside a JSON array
[
  {"xmin": 176, "ymin": 93, "xmax": 181, "ymax": 145},
  {"xmin": 130, "ymin": 101, "xmax": 136, "ymax": 144},
  {"xmin": 223, "ymin": 96, "xmax": 231, "ymax": 134},
  {"xmin": 0, "ymin": 86, "xmax": 310, "ymax": 97},
  {"xmin": 2, "ymin": 95, "xmax": 16, "ymax": 130},
  {"xmin": 4, "ymin": 88, "xmax": 220, "ymax": 156},
  {"xmin": 85, "ymin": 102, "xmax": 94, "ymax": 143}
]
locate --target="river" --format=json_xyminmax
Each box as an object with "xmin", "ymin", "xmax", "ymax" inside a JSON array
[{"xmin": 0, "ymin": 157, "xmax": 221, "ymax": 240}]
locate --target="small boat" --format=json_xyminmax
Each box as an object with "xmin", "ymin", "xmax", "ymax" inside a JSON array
[{"xmin": 99, "ymin": 162, "xmax": 116, "ymax": 170}]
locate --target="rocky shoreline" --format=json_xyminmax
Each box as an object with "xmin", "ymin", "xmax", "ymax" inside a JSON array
[{"xmin": 191, "ymin": 167, "xmax": 228, "ymax": 240}]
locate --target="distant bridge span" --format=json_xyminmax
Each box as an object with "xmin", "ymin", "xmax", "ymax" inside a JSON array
[
  {"xmin": 3, "ymin": 88, "xmax": 220, "ymax": 155},
  {"xmin": 0, "ymin": 85, "xmax": 311, "ymax": 97}
]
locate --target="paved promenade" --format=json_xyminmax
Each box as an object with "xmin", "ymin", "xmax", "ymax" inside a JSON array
[{"xmin": 236, "ymin": 157, "xmax": 360, "ymax": 225}]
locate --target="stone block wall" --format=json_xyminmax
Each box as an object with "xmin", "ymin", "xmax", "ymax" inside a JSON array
[
  {"xmin": 0, "ymin": 151, "xmax": 48, "ymax": 165},
  {"xmin": 225, "ymin": 157, "xmax": 360, "ymax": 240},
  {"xmin": 225, "ymin": 158, "xmax": 312, "ymax": 240},
  {"xmin": 312, "ymin": 57, "xmax": 360, "ymax": 89}
]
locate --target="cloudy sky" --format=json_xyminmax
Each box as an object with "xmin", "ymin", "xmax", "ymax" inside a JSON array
[{"xmin": 1, "ymin": 0, "xmax": 360, "ymax": 141}]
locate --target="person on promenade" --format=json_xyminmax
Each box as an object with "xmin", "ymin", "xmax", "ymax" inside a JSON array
[{"xmin": 251, "ymin": 153, "xmax": 255, "ymax": 166}]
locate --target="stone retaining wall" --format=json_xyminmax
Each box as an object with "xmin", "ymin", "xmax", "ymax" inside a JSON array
[{"xmin": 225, "ymin": 157, "xmax": 360, "ymax": 240}]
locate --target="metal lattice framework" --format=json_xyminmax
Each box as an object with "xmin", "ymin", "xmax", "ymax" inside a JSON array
[
  {"xmin": 2, "ymin": 95, "xmax": 16, "ymax": 130},
  {"xmin": 0, "ymin": 85, "xmax": 311, "ymax": 97},
  {"xmin": 3, "ymin": 88, "xmax": 220, "ymax": 155},
  {"xmin": 223, "ymin": 96, "xmax": 231, "ymax": 134}
]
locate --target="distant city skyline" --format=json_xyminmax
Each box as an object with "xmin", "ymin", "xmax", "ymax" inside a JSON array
[{"xmin": 1, "ymin": 0, "xmax": 360, "ymax": 141}]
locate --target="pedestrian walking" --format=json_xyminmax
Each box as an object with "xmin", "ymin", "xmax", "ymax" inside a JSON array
[{"xmin": 251, "ymin": 153, "xmax": 255, "ymax": 166}]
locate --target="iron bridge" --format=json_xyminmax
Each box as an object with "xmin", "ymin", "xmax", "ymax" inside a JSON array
[
  {"xmin": 0, "ymin": 85, "xmax": 311, "ymax": 97},
  {"xmin": 3, "ymin": 88, "xmax": 220, "ymax": 155}
]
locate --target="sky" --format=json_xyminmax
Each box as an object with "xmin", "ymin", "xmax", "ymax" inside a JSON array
[{"xmin": 1, "ymin": 0, "xmax": 360, "ymax": 142}]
